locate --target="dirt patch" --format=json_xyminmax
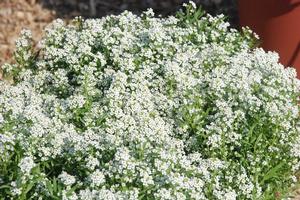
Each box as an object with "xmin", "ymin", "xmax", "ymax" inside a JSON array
[{"xmin": 0, "ymin": 0, "xmax": 54, "ymax": 65}]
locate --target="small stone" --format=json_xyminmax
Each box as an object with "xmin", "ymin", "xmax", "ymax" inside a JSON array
[{"xmin": 16, "ymin": 11, "xmax": 25, "ymax": 19}]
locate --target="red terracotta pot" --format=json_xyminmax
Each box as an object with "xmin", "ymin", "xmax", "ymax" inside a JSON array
[{"xmin": 238, "ymin": 0, "xmax": 300, "ymax": 78}]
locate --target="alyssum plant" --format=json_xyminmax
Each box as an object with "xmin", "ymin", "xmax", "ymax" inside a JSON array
[{"xmin": 0, "ymin": 2, "xmax": 299, "ymax": 199}]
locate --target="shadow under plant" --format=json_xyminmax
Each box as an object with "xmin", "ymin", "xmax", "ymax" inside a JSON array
[{"xmin": 39, "ymin": 0, "xmax": 238, "ymax": 25}]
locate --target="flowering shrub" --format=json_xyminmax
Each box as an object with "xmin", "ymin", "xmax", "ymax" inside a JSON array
[{"xmin": 1, "ymin": 2, "xmax": 300, "ymax": 199}]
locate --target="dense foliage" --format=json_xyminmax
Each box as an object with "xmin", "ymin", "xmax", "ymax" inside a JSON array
[{"xmin": 1, "ymin": 2, "xmax": 300, "ymax": 199}]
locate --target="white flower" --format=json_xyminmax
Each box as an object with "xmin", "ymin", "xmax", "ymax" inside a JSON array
[
  {"xmin": 0, "ymin": 2, "xmax": 299, "ymax": 199},
  {"xmin": 224, "ymin": 191, "xmax": 237, "ymax": 200},
  {"xmin": 90, "ymin": 169, "xmax": 105, "ymax": 187},
  {"xmin": 18, "ymin": 156, "xmax": 35, "ymax": 175},
  {"xmin": 59, "ymin": 171, "xmax": 76, "ymax": 186},
  {"xmin": 0, "ymin": 114, "xmax": 3, "ymax": 124},
  {"xmin": 189, "ymin": 1, "xmax": 197, "ymax": 9}
]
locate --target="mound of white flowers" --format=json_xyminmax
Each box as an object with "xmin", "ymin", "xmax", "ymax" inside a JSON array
[{"xmin": 1, "ymin": 2, "xmax": 300, "ymax": 199}]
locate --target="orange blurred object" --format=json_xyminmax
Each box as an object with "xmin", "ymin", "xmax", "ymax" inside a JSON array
[{"xmin": 239, "ymin": 0, "xmax": 300, "ymax": 78}]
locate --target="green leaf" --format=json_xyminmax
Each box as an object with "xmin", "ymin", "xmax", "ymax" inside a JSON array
[
  {"xmin": 261, "ymin": 162, "xmax": 285, "ymax": 183},
  {"xmin": 0, "ymin": 185, "xmax": 10, "ymax": 189},
  {"xmin": 24, "ymin": 181, "xmax": 35, "ymax": 194},
  {"xmin": 66, "ymin": 185, "xmax": 79, "ymax": 196}
]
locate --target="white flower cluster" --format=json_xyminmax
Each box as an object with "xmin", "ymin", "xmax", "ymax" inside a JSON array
[
  {"xmin": 18, "ymin": 156, "xmax": 35, "ymax": 175},
  {"xmin": 0, "ymin": 2, "xmax": 299, "ymax": 200}
]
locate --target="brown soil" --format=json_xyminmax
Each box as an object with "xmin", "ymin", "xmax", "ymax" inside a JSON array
[{"xmin": 0, "ymin": 0, "xmax": 54, "ymax": 65}]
